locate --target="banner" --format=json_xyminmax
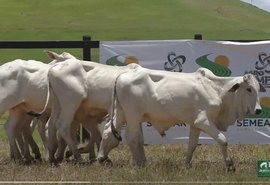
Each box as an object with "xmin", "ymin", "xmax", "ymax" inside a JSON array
[{"xmin": 100, "ymin": 40, "xmax": 270, "ymax": 144}]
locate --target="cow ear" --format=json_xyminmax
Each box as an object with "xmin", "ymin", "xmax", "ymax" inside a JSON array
[
  {"xmin": 44, "ymin": 50, "xmax": 60, "ymax": 60},
  {"xmin": 259, "ymin": 83, "xmax": 266, "ymax": 92},
  {"xmin": 228, "ymin": 83, "xmax": 240, "ymax": 92}
]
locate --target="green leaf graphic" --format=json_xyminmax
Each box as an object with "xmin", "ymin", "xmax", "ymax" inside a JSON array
[
  {"xmin": 196, "ymin": 54, "xmax": 231, "ymax": 77},
  {"xmin": 247, "ymin": 106, "xmax": 270, "ymax": 118},
  {"xmin": 106, "ymin": 56, "xmax": 126, "ymax": 66}
]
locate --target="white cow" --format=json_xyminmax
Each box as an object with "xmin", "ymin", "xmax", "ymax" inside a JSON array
[
  {"xmin": 97, "ymin": 67, "xmax": 265, "ymax": 171},
  {"xmin": 2, "ymin": 51, "xmax": 78, "ymax": 163},
  {"xmin": 42, "ymin": 58, "xmax": 139, "ymax": 164}
]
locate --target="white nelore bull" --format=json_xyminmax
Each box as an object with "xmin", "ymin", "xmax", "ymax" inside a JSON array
[
  {"xmin": 1, "ymin": 59, "xmax": 53, "ymax": 163},
  {"xmin": 1, "ymin": 51, "xmax": 79, "ymax": 163},
  {"xmin": 43, "ymin": 58, "xmax": 139, "ymax": 164},
  {"xmin": 97, "ymin": 67, "xmax": 265, "ymax": 171}
]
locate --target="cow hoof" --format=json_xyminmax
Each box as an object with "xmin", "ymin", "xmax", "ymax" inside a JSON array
[
  {"xmin": 65, "ymin": 150, "xmax": 73, "ymax": 158},
  {"xmin": 14, "ymin": 158, "xmax": 25, "ymax": 165},
  {"xmin": 89, "ymin": 158, "xmax": 97, "ymax": 164},
  {"xmin": 35, "ymin": 155, "xmax": 42, "ymax": 161},
  {"xmin": 49, "ymin": 160, "xmax": 60, "ymax": 167},
  {"xmin": 22, "ymin": 158, "xmax": 32, "ymax": 165},
  {"xmin": 103, "ymin": 159, "xmax": 113, "ymax": 167},
  {"xmin": 56, "ymin": 156, "xmax": 64, "ymax": 164},
  {"xmin": 34, "ymin": 157, "xmax": 43, "ymax": 163},
  {"xmin": 69, "ymin": 157, "xmax": 84, "ymax": 165},
  {"xmin": 227, "ymin": 165, "xmax": 236, "ymax": 172},
  {"xmin": 226, "ymin": 160, "xmax": 236, "ymax": 172},
  {"xmin": 98, "ymin": 157, "xmax": 113, "ymax": 167}
]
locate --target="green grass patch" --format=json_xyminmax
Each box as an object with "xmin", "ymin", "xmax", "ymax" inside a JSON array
[
  {"xmin": 0, "ymin": 0, "xmax": 270, "ymax": 63},
  {"xmin": 0, "ymin": 144, "xmax": 269, "ymax": 183}
]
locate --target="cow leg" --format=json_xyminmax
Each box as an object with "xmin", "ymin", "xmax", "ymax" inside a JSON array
[
  {"xmin": 36, "ymin": 115, "xmax": 50, "ymax": 152},
  {"xmin": 97, "ymin": 113, "xmax": 125, "ymax": 164},
  {"xmin": 17, "ymin": 115, "xmax": 41, "ymax": 163},
  {"xmin": 4, "ymin": 108, "xmax": 24, "ymax": 163},
  {"xmin": 47, "ymin": 115, "xmax": 59, "ymax": 165},
  {"xmin": 55, "ymin": 120, "xmax": 76, "ymax": 163},
  {"xmin": 55, "ymin": 134, "xmax": 67, "ymax": 163},
  {"xmin": 15, "ymin": 130, "xmax": 25, "ymax": 157},
  {"xmin": 185, "ymin": 126, "xmax": 200, "ymax": 167},
  {"xmin": 56, "ymin": 111, "xmax": 82, "ymax": 164},
  {"xmin": 22, "ymin": 119, "xmax": 42, "ymax": 162},
  {"xmin": 64, "ymin": 123, "xmax": 78, "ymax": 159},
  {"xmin": 82, "ymin": 120, "xmax": 102, "ymax": 160},
  {"xmin": 19, "ymin": 129, "xmax": 32, "ymax": 164},
  {"xmin": 21, "ymin": 129, "xmax": 34, "ymax": 164},
  {"xmin": 126, "ymin": 121, "xmax": 146, "ymax": 166},
  {"xmin": 194, "ymin": 112, "xmax": 235, "ymax": 172},
  {"xmin": 89, "ymin": 124, "xmax": 102, "ymax": 160}
]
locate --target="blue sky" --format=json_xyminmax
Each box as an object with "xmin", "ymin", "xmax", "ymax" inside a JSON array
[{"xmin": 241, "ymin": 0, "xmax": 270, "ymax": 12}]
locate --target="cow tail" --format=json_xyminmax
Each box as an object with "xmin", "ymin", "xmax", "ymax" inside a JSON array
[{"xmin": 110, "ymin": 73, "xmax": 123, "ymax": 141}]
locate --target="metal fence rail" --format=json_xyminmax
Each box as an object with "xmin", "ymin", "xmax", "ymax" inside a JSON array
[{"xmin": 0, "ymin": 35, "xmax": 99, "ymax": 61}]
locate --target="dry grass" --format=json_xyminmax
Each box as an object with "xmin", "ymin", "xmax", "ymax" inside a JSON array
[{"xmin": 0, "ymin": 141, "xmax": 269, "ymax": 184}]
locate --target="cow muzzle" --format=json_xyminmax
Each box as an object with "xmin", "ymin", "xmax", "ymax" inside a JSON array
[{"xmin": 255, "ymin": 109, "xmax": 262, "ymax": 115}]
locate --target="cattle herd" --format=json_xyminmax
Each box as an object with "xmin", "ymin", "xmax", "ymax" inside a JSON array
[{"xmin": 0, "ymin": 51, "xmax": 265, "ymax": 172}]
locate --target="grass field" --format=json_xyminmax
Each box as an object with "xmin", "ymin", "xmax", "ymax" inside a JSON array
[
  {"xmin": 0, "ymin": 0, "xmax": 270, "ymax": 62},
  {"xmin": 0, "ymin": 0, "xmax": 270, "ymax": 184},
  {"xmin": 0, "ymin": 143, "xmax": 269, "ymax": 183}
]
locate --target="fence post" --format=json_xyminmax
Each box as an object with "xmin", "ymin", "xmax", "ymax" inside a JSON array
[
  {"xmin": 83, "ymin": 35, "xmax": 91, "ymax": 61},
  {"xmin": 194, "ymin": 33, "xmax": 202, "ymax": 40},
  {"xmin": 82, "ymin": 35, "xmax": 91, "ymax": 142}
]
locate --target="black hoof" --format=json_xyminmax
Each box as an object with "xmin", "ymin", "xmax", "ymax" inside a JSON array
[
  {"xmin": 226, "ymin": 160, "xmax": 236, "ymax": 172},
  {"xmin": 56, "ymin": 157, "xmax": 64, "ymax": 164},
  {"xmin": 65, "ymin": 151, "xmax": 73, "ymax": 159},
  {"xmin": 22, "ymin": 158, "xmax": 32, "ymax": 165},
  {"xmin": 227, "ymin": 165, "xmax": 236, "ymax": 172},
  {"xmin": 98, "ymin": 157, "xmax": 113, "ymax": 167},
  {"xmin": 49, "ymin": 159, "xmax": 59, "ymax": 167},
  {"xmin": 14, "ymin": 158, "xmax": 25, "ymax": 165},
  {"xmin": 35, "ymin": 155, "xmax": 42, "ymax": 161},
  {"xmin": 89, "ymin": 158, "xmax": 97, "ymax": 164},
  {"xmin": 34, "ymin": 157, "xmax": 43, "ymax": 163}
]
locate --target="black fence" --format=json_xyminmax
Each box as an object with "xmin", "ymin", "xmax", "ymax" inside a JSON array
[
  {"xmin": 0, "ymin": 35, "xmax": 99, "ymax": 61},
  {"xmin": 0, "ymin": 34, "xmax": 268, "ymax": 141}
]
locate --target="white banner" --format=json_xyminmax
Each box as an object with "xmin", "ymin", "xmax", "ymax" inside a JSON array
[{"xmin": 100, "ymin": 40, "xmax": 270, "ymax": 144}]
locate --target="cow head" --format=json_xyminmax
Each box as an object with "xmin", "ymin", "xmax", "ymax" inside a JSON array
[{"xmin": 228, "ymin": 74, "xmax": 265, "ymax": 119}]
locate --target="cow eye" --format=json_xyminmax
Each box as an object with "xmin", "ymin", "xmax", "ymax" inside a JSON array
[{"xmin": 247, "ymin": 88, "xmax": 252, "ymax": 92}]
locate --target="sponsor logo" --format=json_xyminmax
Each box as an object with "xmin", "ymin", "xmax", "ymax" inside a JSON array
[
  {"xmin": 245, "ymin": 52, "xmax": 270, "ymax": 88},
  {"xmin": 195, "ymin": 54, "xmax": 232, "ymax": 77},
  {"xmin": 164, "ymin": 52, "xmax": 186, "ymax": 72},
  {"xmin": 106, "ymin": 55, "xmax": 139, "ymax": 66},
  {"xmin": 236, "ymin": 119, "xmax": 270, "ymax": 127},
  {"xmin": 258, "ymin": 160, "xmax": 270, "ymax": 177},
  {"xmin": 245, "ymin": 53, "xmax": 270, "ymax": 118}
]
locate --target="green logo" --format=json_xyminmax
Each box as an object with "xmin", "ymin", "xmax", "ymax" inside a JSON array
[
  {"xmin": 195, "ymin": 54, "xmax": 232, "ymax": 77},
  {"xmin": 247, "ymin": 106, "xmax": 270, "ymax": 118},
  {"xmin": 258, "ymin": 160, "xmax": 270, "ymax": 177},
  {"xmin": 106, "ymin": 55, "xmax": 139, "ymax": 66}
]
